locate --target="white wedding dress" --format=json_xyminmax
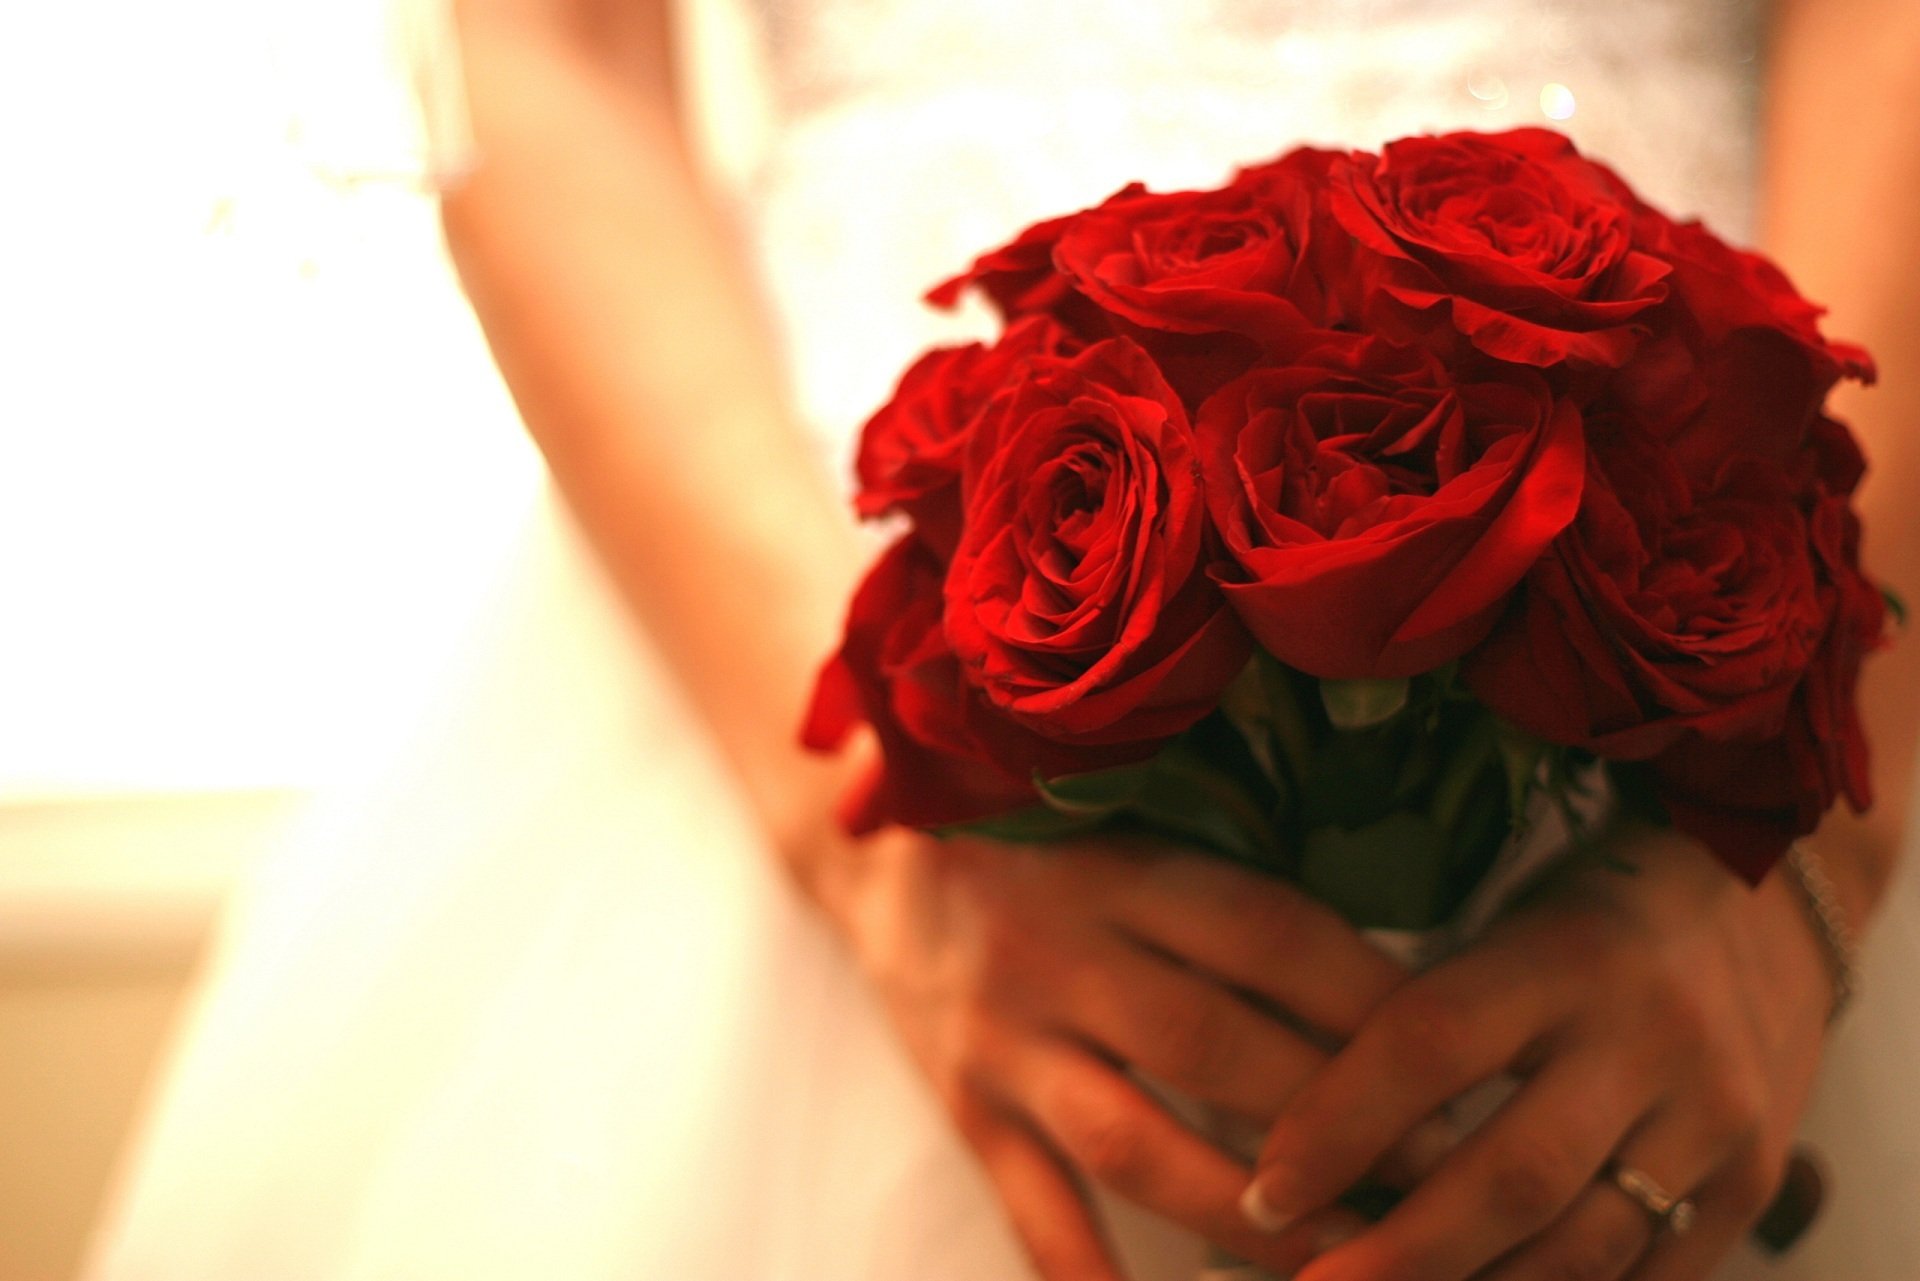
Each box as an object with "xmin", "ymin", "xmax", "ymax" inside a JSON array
[{"xmin": 87, "ymin": 2, "xmax": 1920, "ymax": 1278}]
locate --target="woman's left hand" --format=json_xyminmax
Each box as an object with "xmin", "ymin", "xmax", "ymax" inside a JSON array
[{"xmin": 1241, "ymin": 821, "xmax": 1836, "ymax": 1281}]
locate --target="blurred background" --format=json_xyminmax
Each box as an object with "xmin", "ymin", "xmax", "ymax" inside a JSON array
[{"xmin": 0, "ymin": 1, "xmax": 543, "ymax": 1274}]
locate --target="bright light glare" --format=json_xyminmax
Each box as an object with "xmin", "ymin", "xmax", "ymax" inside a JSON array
[{"xmin": 0, "ymin": 0, "xmax": 539, "ymax": 800}]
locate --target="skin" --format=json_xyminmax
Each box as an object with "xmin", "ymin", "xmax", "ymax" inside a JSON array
[
  {"xmin": 1244, "ymin": 3, "xmax": 1920, "ymax": 1278},
  {"xmin": 440, "ymin": 1, "xmax": 1918, "ymax": 1278}
]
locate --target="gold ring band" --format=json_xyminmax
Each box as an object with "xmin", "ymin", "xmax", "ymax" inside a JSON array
[{"xmin": 1607, "ymin": 1163, "xmax": 1698, "ymax": 1236}]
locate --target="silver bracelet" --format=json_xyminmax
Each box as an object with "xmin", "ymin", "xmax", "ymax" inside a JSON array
[{"xmin": 1782, "ymin": 843, "xmax": 1860, "ymax": 1026}]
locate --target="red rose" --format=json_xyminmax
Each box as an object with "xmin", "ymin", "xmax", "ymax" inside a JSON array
[
  {"xmin": 1469, "ymin": 432, "xmax": 1824, "ymax": 753},
  {"xmin": 1464, "ymin": 415, "xmax": 1883, "ymax": 878},
  {"xmin": 1643, "ymin": 481, "xmax": 1886, "ymax": 881},
  {"xmin": 925, "ymin": 184, "xmax": 1147, "ymax": 326},
  {"xmin": 1611, "ymin": 212, "xmax": 1874, "ymax": 482},
  {"xmin": 804, "ymin": 537, "xmax": 1147, "ymax": 833},
  {"xmin": 943, "ymin": 338, "xmax": 1249, "ymax": 743},
  {"xmin": 1048, "ymin": 149, "xmax": 1339, "ymax": 341},
  {"xmin": 1196, "ymin": 332, "xmax": 1584, "ymax": 678},
  {"xmin": 854, "ymin": 316, "xmax": 1078, "ymax": 552},
  {"xmin": 1330, "ymin": 129, "xmax": 1670, "ymax": 370}
]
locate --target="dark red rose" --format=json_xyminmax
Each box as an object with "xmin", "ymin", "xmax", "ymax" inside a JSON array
[
  {"xmin": 1611, "ymin": 211, "xmax": 1874, "ymax": 482},
  {"xmin": 804, "ymin": 537, "xmax": 1151, "ymax": 833},
  {"xmin": 1469, "ymin": 432, "xmax": 1824, "ymax": 754},
  {"xmin": 1330, "ymin": 129, "xmax": 1670, "ymax": 370},
  {"xmin": 854, "ymin": 316, "xmax": 1079, "ymax": 552},
  {"xmin": 1048, "ymin": 149, "xmax": 1339, "ymax": 342},
  {"xmin": 1645, "ymin": 486, "xmax": 1886, "ymax": 881},
  {"xmin": 943, "ymin": 338, "xmax": 1249, "ymax": 743},
  {"xmin": 804, "ymin": 538, "xmax": 1033, "ymax": 832},
  {"xmin": 1196, "ymin": 332, "xmax": 1584, "ymax": 678},
  {"xmin": 1464, "ymin": 413, "xmax": 1885, "ymax": 879}
]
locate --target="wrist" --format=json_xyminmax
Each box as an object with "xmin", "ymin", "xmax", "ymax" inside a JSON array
[
  {"xmin": 760, "ymin": 736, "xmax": 885, "ymax": 939},
  {"xmin": 1773, "ymin": 843, "xmax": 1864, "ymax": 1025}
]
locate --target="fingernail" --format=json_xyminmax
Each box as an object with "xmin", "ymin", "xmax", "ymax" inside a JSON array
[{"xmin": 1240, "ymin": 1179, "xmax": 1294, "ymax": 1234}]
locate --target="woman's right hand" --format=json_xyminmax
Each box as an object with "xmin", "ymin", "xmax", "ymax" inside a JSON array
[{"xmin": 811, "ymin": 823, "xmax": 1416, "ymax": 1280}]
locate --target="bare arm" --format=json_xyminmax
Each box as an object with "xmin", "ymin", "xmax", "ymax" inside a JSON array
[
  {"xmin": 1762, "ymin": 0, "xmax": 1920, "ymax": 925},
  {"xmin": 435, "ymin": 8, "xmax": 1420, "ymax": 1276},
  {"xmin": 440, "ymin": 0, "xmax": 863, "ymax": 894}
]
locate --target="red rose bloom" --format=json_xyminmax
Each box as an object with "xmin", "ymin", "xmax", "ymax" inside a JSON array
[
  {"xmin": 804, "ymin": 537, "xmax": 1155, "ymax": 833},
  {"xmin": 1636, "ymin": 428, "xmax": 1886, "ymax": 880},
  {"xmin": 804, "ymin": 538, "xmax": 1036, "ymax": 832},
  {"xmin": 1611, "ymin": 210, "xmax": 1875, "ymax": 484},
  {"xmin": 925, "ymin": 185, "xmax": 1147, "ymax": 327},
  {"xmin": 1049, "ymin": 149, "xmax": 1339, "ymax": 342},
  {"xmin": 1197, "ymin": 332, "xmax": 1584, "ymax": 678},
  {"xmin": 943, "ymin": 338, "xmax": 1249, "ymax": 743},
  {"xmin": 1468, "ymin": 431, "xmax": 1824, "ymax": 754},
  {"xmin": 1465, "ymin": 416, "xmax": 1884, "ymax": 879},
  {"xmin": 1330, "ymin": 129, "xmax": 1670, "ymax": 370},
  {"xmin": 854, "ymin": 316, "xmax": 1078, "ymax": 552}
]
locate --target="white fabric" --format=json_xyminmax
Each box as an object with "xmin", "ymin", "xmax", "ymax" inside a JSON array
[{"xmin": 87, "ymin": 2, "xmax": 1920, "ymax": 1278}]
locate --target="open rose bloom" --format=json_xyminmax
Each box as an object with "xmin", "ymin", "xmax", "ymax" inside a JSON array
[{"xmin": 806, "ymin": 129, "xmax": 1887, "ymax": 921}]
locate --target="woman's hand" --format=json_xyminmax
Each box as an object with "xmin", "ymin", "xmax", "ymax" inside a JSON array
[
  {"xmin": 813, "ymin": 823, "xmax": 1413, "ymax": 1281},
  {"xmin": 1242, "ymin": 823, "xmax": 1835, "ymax": 1281}
]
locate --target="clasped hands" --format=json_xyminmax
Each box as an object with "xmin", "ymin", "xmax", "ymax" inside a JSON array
[{"xmin": 826, "ymin": 820, "xmax": 1834, "ymax": 1281}]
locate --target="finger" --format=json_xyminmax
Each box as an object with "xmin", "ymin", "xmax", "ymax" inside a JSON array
[
  {"xmin": 1470, "ymin": 1092, "xmax": 1745, "ymax": 1281},
  {"xmin": 1628, "ymin": 1142, "xmax": 1786, "ymax": 1281},
  {"xmin": 1287, "ymin": 1043, "xmax": 1651, "ymax": 1281},
  {"xmin": 1052, "ymin": 935, "xmax": 1328, "ymax": 1123},
  {"xmin": 1245, "ymin": 954, "xmax": 1561, "ymax": 1231},
  {"xmin": 962, "ymin": 1108, "xmax": 1125, "ymax": 1281},
  {"xmin": 1011, "ymin": 1037, "xmax": 1367, "ymax": 1277},
  {"xmin": 1107, "ymin": 851, "xmax": 1408, "ymax": 1037}
]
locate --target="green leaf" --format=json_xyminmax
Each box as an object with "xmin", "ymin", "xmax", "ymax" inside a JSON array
[
  {"xmin": 1297, "ymin": 812, "xmax": 1454, "ymax": 931},
  {"xmin": 1132, "ymin": 746, "xmax": 1284, "ymax": 866},
  {"xmin": 1884, "ymin": 585, "xmax": 1909, "ymax": 630},
  {"xmin": 1261, "ymin": 660, "xmax": 1318, "ymax": 781},
  {"xmin": 1320, "ymin": 678, "xmax": 1411, "ymax": 731},
  {"xmin": 1218, "ymin": 661, "xmax": 1285, "ymax": 787},
  {"xmin": 1493, "ymin": 722, "xmax": 1550, "ymax": 829},
  {"xmin": 1428, "ymin": 714, "xmax": 1498, "ymax": 837},
  {"xmin": 1034, "ymin": 763, "xmax": 1154, "ymax": 817},
  {"xmin": 937, "ymin": 806, "xmax": 1106, "ymax": 843},
  {"xmin": 1220, "ymin": 655, "xmax": 1317, "ymax": 788},
  {"xmin": 1298, "ymin": 730, "xmax": 1404, "ymax": 831}
]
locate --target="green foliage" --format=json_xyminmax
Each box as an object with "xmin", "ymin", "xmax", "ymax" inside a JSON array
[
  {"xmin": 1297, "ymin": 812, "xmax": 1452, "ymax": 931},
  {"xmin": 1885, "ymin": 585, "xmax": 1909, "ymax": 630},
  {"xmin": 1319, "ymin": 678, "xmax": 1411, "ymax": 730},
  {"xmin": 949, "ymin": 653, "xmax": 1589, "ymax": 933}
]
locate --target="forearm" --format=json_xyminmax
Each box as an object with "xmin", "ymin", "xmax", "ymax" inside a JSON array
[
  {"xmin": 1762, "ymin": 0, "xmax": 1920, "ymax": 925},
  {"xmin": 440, "ymin": 7, "xmax": 864, "ymax": 876}
]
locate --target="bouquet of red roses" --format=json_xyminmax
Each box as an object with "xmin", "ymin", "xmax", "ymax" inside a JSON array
[{"xmin": 804, "ymin": 128, "xmax": 1888, "ymax": 928}]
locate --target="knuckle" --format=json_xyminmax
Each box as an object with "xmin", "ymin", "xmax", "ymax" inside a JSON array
[
  {"xmin": 1643, "ymin": 978, "xmax": 1714, "ymax": 1052},
  {"xmin": 1054, "ymin": 1086, "xmax": 1151, "ymax": 1188},
  {"xmin": 1702, "ymin": 1066, "xmax": 1770, "ymax": 1148},
  {"xmin": 933, "ymin": 1010, "xmax": 1000, "ymax": 1106},
  {"xmin": 949, "ymin": 1007, "xmax": 1001, "ymax": 1074},
  {"xmin": 1385, "ymin": 987, "xmax": 1479, "ymax": 1076},
  {"xmin": 1242, "ymin": 885, "xmax": 1310, "ymax": 954},
  {"xmin": 1483, "ymin": 1133, "xmax": 1584, "ymax": 1226},
  {"xmin": 1147, "ymin": 997, "xmax": 1233, "ymax": 1087},
  {"xmin": 973, "ymin": 913, "xmax": 1030, "ymax": 981}
]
